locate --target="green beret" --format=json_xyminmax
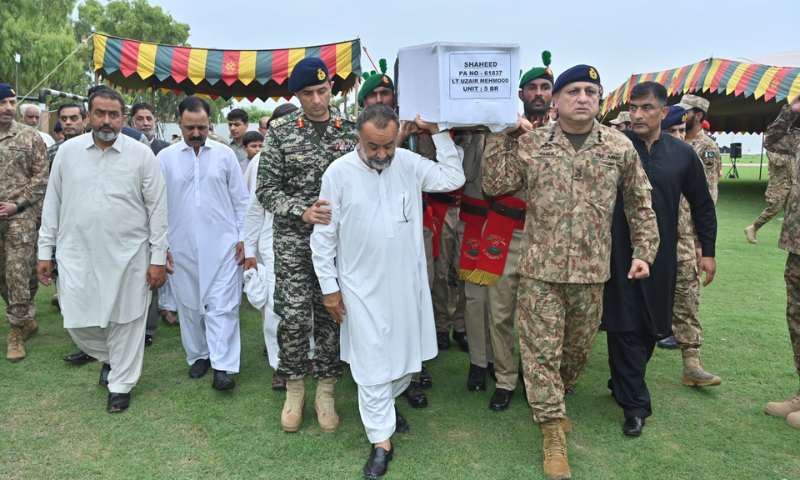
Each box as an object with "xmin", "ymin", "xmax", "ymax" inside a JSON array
[
  {"xmin": 519, "ymin": 51, "xmax": 554, "ymax": 89},
  {"xmin": 358, "ymin": 58, "xmax": 394, "ymax": 106}
]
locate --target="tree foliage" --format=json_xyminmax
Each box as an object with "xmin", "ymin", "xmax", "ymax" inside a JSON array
[
  {"xmin": 0, "ymin": 0, "xmax": 88, "ymax": 96},
  {"xmin": 239, "ymin": 105, "xmax": 273, "ymax": 124}
]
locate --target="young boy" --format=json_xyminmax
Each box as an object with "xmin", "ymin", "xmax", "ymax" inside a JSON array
[{"xmin": 241, "ymin": 131, "xmax": 264, "ymax": 180}]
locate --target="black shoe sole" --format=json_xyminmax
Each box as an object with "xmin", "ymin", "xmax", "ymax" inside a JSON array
[
  {"xmin": 489, "ymin": 403, "xmax": 510, "ymax": 412},
  {"xmin": 657, "ymin": 343, "xmax": 679, "ymax": 350},
  {"xmin": 213, "ymin": 381, "xmax": 235, "ymax": 391},
  {"xmin": 408, "ymin": 400, "xmax": 428, "ymax": 409}
]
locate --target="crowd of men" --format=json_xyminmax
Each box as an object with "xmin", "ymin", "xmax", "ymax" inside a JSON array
[{"xmin": 2, "ymin": 48, "xmax": 800, "ymax": 479}]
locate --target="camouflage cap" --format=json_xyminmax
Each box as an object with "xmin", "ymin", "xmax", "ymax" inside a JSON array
[
  {"xmin": 679, "ymin": 94, "xmax": 710, "ymax": 114},
  {"xmin": 610, "ymin": 111, "xmax": 630, "ymax": 125}
]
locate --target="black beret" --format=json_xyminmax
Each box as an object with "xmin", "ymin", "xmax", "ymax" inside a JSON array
[
  {"xmin": 553, "ymin": 64, "xmax": 601, "ymax": 94},
  {"xmin": 288, "ymin": 58, "xmax": 330, "ymax": 92}
]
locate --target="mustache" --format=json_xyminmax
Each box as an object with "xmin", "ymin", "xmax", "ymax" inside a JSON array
[
  {"xmin": 100, "ymin": 123, "xmax": 113, "ymax": 129},
  {"xmin": 188, "ymin": 136, "xmax": 203, "ymax": 141}
]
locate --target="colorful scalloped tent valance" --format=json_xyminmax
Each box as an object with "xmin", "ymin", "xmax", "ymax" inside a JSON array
[
  {"xmin": 601, "ymin": 57, "xmax": 800, "ymax": 134},
  {"xmin": 92, "ymin": 34, "xmax": 362, "ymax": 101}
]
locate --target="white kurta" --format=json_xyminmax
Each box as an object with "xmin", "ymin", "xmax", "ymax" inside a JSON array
[
  {"xmin": 157, "ymin": 140, "xmax": 248, "ymax": 314},
  {"xmin": 243, "ymin": 158, "xmax": 281, "ymax": 370},
  {"xmin": 311, "ymin": 132, "xmax": 465, "ymax": 386},
  {"xmin": 157, "ymin": 140, "xmax": 249, "ymax": 373},
  {"xmin": 38, "ymin": 132, "xmax": 168, "ymax": 328}
]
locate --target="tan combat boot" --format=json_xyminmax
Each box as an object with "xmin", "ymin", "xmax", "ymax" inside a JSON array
[
  {"xmin": 540, "ymin": 419, "xmax": 571, "ymax": 480},
  {"xmin": 7, "ymin": 325, "xmax": 26, "ymax": 362},
  {"xmin": 315, "ymin": 377, "xmax": 340, "ymax": 433},
  {"xmin": 561, "ymin": 417, "xmax": 573, "ymax": 435},
  {"xmin": 744, "ymin": 225, "xmax": 758, "ymax": 244},
  {"xmin": 787, "ymin": 411, "xmax": 800, "ymax": 429},
  {"xmin": 681, "ymin": 348, "xmax": 721, "ymax": 386},
  {"xmin": 281, "ymin": 378, "xmax": 305, "ymax": 433},
  {"xmin": 765, "ymin": 390, "xmax": 800, "ymax": 418},
  {"xmin": 22, "ymin": 319, "xmax": 39, "ymax": 342}
]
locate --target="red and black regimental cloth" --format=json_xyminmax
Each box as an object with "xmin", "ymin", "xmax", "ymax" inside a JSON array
[{"xmin": 457, "ymin": 195, "xmax": 489, "ymax": 279}]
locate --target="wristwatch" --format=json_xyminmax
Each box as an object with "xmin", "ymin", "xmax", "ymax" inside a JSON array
[{"xmin": 14, "ymin": 202, "xmax": 25, "ymax": 214}]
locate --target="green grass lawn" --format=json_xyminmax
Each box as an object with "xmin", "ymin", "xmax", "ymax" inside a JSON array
[{"xmin": 2, "ymin": 170, "xmax": 799, "ymax": 480}]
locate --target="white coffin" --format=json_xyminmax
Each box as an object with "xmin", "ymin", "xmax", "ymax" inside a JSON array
[{"xmin": 397, "ymin": 42, "xmax": 520, "ymax": 132}]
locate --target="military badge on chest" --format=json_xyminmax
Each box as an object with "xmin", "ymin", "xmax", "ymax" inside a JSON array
[{"xmin": 334, "ymin": 142, "xmax": 357, "ymax": 152}]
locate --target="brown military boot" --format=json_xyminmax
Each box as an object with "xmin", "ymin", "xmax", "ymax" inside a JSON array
[
  {"xmin": 540, "ymin": 419, "xmax": 571, "ymax": 480},
  {"xmin": 315, "ymin": 377, "xmax": 340, "ymax": 433},
  {"xmin": 21, "ymin": 319, "xmax": 39, "ymax": 342},
  {"xmin": 787, "ymin": 411, "xmax": 800, "ymax": 429},
  {"xmin": 7, "ymin": 325, "xmax": 26, "ymax": 362},
  {"xmin": 765, "ymin": 391, "xmax": 800, "ymax": 418},
  {"xmin": 281, "ymin": 379, "xmax": 305, "ymax": 433},
  {"xmin": 744, "ymin": 225, "xmax": 758, "ymax": 244},
  {"xmin": 681, "ymin": 348, "xmax": 721, "ymax": 386},
  {"xmin": 561, "ymin": 417, "xmax": 573, "ymax": 435}
]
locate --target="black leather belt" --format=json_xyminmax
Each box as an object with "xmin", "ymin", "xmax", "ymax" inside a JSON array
[
  {"xmin": 460, "ymin": 202, "xmax": 488, "ymax": 217},
  {"xmin": 489, "ymin": 200, "xmax": 526, "ymax": 221},
  {"xmin": 428, "ymin": 192, "xmax": 461, "ymax": 205}
]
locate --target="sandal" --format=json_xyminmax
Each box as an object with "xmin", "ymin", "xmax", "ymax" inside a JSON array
[
  {"xmin": 271, "ymin": 372, "xmax": 286, "ymax": 390},
  {"xmin": 107, "ymin": 392, "xmax": 130, "ymax": 413}
]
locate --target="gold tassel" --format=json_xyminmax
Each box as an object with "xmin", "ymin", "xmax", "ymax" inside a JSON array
[
  {"xmin": 466, "ymin": 269, "xmax": 501, "ymax": 286},
  {"xmin": 458, "ymin": 269, "xmax": 474, "ymax": 281}
]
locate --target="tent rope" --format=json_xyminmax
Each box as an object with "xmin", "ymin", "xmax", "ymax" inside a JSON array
[{"xmin": 22, "ymin": 32, "xmax": 95, "ymax": 100}]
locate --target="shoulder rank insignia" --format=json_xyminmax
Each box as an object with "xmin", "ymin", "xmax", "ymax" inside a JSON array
[
  {"xmin": 297, "ymin": 118, "xmax": 305, "ymax": 129},
  {"xmin": 334, "ymin": 118, "xmax": 342, "ymax": 129}
]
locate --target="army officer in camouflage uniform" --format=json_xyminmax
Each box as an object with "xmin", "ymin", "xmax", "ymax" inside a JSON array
[
  {"xmin": 482, "ymin": 66, "xmax": 659, "ymax": 480},
  {"xmin": 0, "ymin": 84, "xmax": 49, "ymax": 362},
  {"xmin": 764, "ymin": 95, "xmax": 800, "ymax": 430},
  {"xmin": 256, "ymin": 58, "xmax": 358, "ymax": 434}
]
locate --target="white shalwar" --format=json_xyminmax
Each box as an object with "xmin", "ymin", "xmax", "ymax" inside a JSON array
[
  {"xmin": 38, "ymin": 132, "xmax": 168, "ymax": 394},
  {"xmin": 243, "ymin": 158, "xmax": 281, "ymax": 369},
  {"xmin": 157, "ymin": 139, "xmax": 249, "ymax": 374},
  {"xmin": 311, "ymin": 132, "xmax": 465, "ymax": 441}
]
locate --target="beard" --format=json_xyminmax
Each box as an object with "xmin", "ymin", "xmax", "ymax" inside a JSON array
[
  {"xmin": 92, "ymin": 125, "xmax": 119, "ymax": 142},
  {"xmin": 524, "ymin": 97, "xmax": 549, "ymax": 118},
  {"xmin": 139, "ymin": 126, "xmax": 153, "ymax": 136},
  {"xmin": 360, "ymin": 145, "xmax": 394, "ymax": 171},
  {"xmin": 686, "ymin": 114, "xmax": 697, "ymax": 131}
]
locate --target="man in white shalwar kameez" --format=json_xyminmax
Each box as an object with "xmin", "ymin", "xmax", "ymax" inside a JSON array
[
  {"xmin": 311, "ymin": 105, "xmax": 465, "ymax": 479},
  {"xmin": 157, "ymin": 97, "xmax": 249, "ymax": 390},
  {"xmin": 37, "ymin": 89, "xmax": 168, "ymax": 413}
]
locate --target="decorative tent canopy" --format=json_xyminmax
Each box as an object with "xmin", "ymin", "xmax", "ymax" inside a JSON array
[
  {"xmin": 601, "ymin": 57, "xmax": 800, "ymax": 133},
  {"xmin": 92, "ymin": 34, "xmax": 362, "ymax": 101}
]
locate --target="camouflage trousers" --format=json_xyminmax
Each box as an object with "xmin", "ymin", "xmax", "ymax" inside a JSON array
[
  {"xmin": 672, "ymin": 260, "xmax": 703, "ymax": 349},
  {"xmin": 432, "ymin": 207, "xmax": 466, "ymax": 333},
  {"xmin": 754, "ymin": 186, "xmax": 790, "ymax": 230},
  {"xmin": 0, "ymin": 218, "xmax": 38, "ymax": 327},
  {"xmin": 273, "ymin": 225, "xmax": 342, "ymax": 381},
  {"xmin": 518, "ymin": 277, "xmax": 604, "ymax": 423},
  {"xmin": 784, "ymin": 253, "xmax": 800, "ymax": 379}
]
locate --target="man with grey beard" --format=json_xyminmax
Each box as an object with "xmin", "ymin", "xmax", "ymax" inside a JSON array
[
  {"xmin": 38, "ymin": 87, "xmax": 168, "ymax": 413},
  {"xmin": 311, "ymin": 104, "xmax": 464, "ymax": 479}
]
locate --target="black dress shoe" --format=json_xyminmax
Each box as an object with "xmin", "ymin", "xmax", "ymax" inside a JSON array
[
  {"xmin": 99, "ymin": 363, "xmax": 111, "ymax": 386},
  {"xmin": 262, "ymin": 345, "xmax": 269, "ymax": 356},
  {"xmin": 419, "ymin": 365, "xmax": 432, "ymax": 389},
  {"xmin": 64, "ymin": 350, "xmax": 97, "ymax": 365},
  {"xmin": 452, "ymin": 331, "xmax": 469, "ymax": 352},
  {"xmin": 107, "ymin": 392, "xmax": 130, "ymax": 413},
  {"xmin": 623, "ymin": 416, "xmax": 645, "ymax": 436},
  {"xmin": 657, "ymin": 335, "xmax": 679, "ymax": 350},
  {"xmin": 363, "ymin": 446, "xmax": 393, "ymax": 479},
  {"xmin": 212, "ymin": 369, "xmax": 236, "ymax": 390},
  {"xmin": 144, "ymin": 334, "xmax": 153, "ymax": 348},
  {"xmin": 436, "ymin": 332, "xmax": 451, "ymax": 350},
  {"xmin": 565, "ymin": 386, "xmax": 577, "ymax": 395},
  {"xmin": 487, "ymin": 362, "xmax": 497, "ymax": 382},
  {"xmin": 489, "ymin": 388, "xmax": 514, "ymax": 411},
  {"xmin": 188, "ymin": 358, "xmax": 211, "ymax": 379},
  {"xmin": 401, "ymin": 381, "xmax": 428, "ymax": 409},
  {"xmin": 467, "ymin": 363, "xmax": 486, "ymax": 391},
  {"xmin": 395, "ymin": 407, "xmax": 410, "ymax": 433}
]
